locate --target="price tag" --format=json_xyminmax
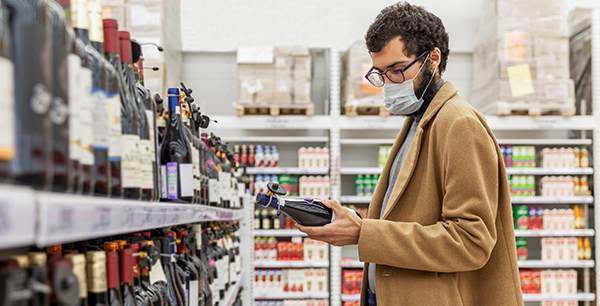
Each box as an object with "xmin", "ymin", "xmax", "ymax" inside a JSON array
[
  {"xmin": 156, "ymin": 208, "xmax": 167, "ymax": 226},
  {"xmin": 47, "ymin": 206, "xmax": 75, "ymax": 236},
  {"xmin": 361, "ymin": 117, "xmax": 405, "ymax": 129},
  {"xmin": 121, "ymin": 206, "xmax": 135, "ymax": 230},
  {"xmin": 170, "ymin": 207, "xmax": 180, "ymax": 224},
  {"xmin": 532, "ymin": 118, "xmax": 558, "ymax": 129},
  {"xmin": 264, "ymin": 118, "xmax": 307, "ymax": 129},
  {"xmin": 93, "ymin": 206, "xmax": 112, "ymax": 231}
]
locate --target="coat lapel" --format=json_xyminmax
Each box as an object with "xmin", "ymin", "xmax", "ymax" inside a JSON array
[
  {"xmin": 381, "ymin": 81, "xmax": 459, "ymax": 219},
  {"xmin": 367, "ymin": 116, "xmax": 414, "ymax": 219}
]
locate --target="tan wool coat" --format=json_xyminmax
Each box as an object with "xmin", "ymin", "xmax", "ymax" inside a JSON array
[{"xmin": 358, "ymin": 82, "xmax": 523, "ymax": 306}]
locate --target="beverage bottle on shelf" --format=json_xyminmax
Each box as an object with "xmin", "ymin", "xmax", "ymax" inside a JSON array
[
  {"xmin": 86, "ymin": 1, "xmax": 111, "ymax": 196},
  {"xmin": 64, "ymin": 254, "xmax": 88, "ymax": 306},
  {"xmin": 158, "ymin": 236, "xmax": 186, "ymax": 306},
  {"xmin": 86, "ymin": 251, "xmax": 109, "ymax": 306},
  {"xmin": 28, "ymin": 252, "xmax": 51, "ymax": 306},
  {"xmin": 122, "ymin": 244, "xmax": 151, "ymax": 306},
  {"xmin": 199, "ymin": 139, "xmax": 210, "ymax": 206},
  {"xmin": 135, "ymin": 241, "xmax": 162, "ymax": 306},
  {"xmin": 71, "ymin": 0, "xmax": 94, "ymax": 194},
  {"xmin": 261, "ymin": 209, "xmax": 271, "ymax": 230},
  {"xmin": 0, "ymin": 5, "xmax": 13, "ymax": 183},
  {"xmin": 190, "ymin": 224, "xmax": 214, "ymax": 306},
  {"xmin": 208, "ymin": 228, "xmax": 227, "ymax": 300},
  {"xmin": 248, "ymin": 144, "xmax": 255, "ymax": 167},
  {"xmin": 263, "ymin": 145, "xmax": 271, "ymax": 167},
  {"xmin": 103, "ymin": 19, "xmax": 136, "ymax": 199},
  {"xmin": 175, "ymin": 231, "xmax": 200, "ymax": 306},
  {"xmin": 255, "ymin": 145, "xmax": 264, "ymax": 167},
  {"xmin": 271, "ymin": 209, "xmax": 281, "ymax": 230},
  {"xmin": 4, "ymin": 0, "xmax": 53, "ymax": 190},
  {"xmin": 159, "ymin": 88, "xmax": 194, "ymax": 203},
  {"xmin": 256, "ymin": 182, "xmax": 362, "ymax": 226},
  {"xmin": 118, "ymin": 31, "xmax": 144, "ymax": 200},
  {"xmin": 180, "ymin": 106, "xmax": 198, "ymax": 204},
  {"xmin": 0, "ymin": 258, "xmax": 31, "ymax": 306},
  {"xmin": 233, "ymin": 145, "xmax": 241, "ymax": 168},
  {"xmin": 271, "ymin": 146, "xmax": 279, "ymax": 167},
  {"xmin": 106, "ymin": 251, "xmax": 124, "ymax": 306},
  {"xmin": 203, "ymin": 133, "xmax": 218, "ymax": 207},
  {"xmin": 117, "ymin": 248, "xmax": 137, "ymax": 306},
  {"xmin": 132, "ymin": 45, "xmax": 157, "ymax": 202},
  {"xmin": 45, "ymin": 1, "xmax": 71, "ymax": 193}
]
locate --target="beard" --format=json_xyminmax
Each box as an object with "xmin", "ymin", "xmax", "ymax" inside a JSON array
[{"xmin": 409, "ymin": 65, "xmax": 440, "ymax": 117}]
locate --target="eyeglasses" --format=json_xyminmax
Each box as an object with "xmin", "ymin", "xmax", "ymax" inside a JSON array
[{"xmin": 364, "ymin": 51, "xmax": 429, "ymax": 87}]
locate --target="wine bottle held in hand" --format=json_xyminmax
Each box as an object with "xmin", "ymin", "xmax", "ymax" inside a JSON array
[{"xmin": 255, "ymin": 182, "xmax": 362, "ymax": 226}]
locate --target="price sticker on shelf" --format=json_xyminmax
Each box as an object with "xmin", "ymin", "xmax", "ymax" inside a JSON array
[
  {"xmin": 93, "ymin": 206, "xmax": 112, "ymax": 231},
  {"xmin": 156, "ymin": 208, "xmax": 167, "ymax": 226},
  {"xmin": 47, "ymin": 206, "xmax": 75, "ymax": 236},
  {"xmin": 264, "ymin": 118, "xmax": 307, "ymax": 129},
  {"xmin": 361, "ymin": 117, "xmax": 405, "ymax": 129},
  {"xmin": 532, "ymin": 118, "xmax": 559, "ymax": 129},
  {"xmin": 120, "ymin": 206, "xmax": 135, "ymax": 230}
]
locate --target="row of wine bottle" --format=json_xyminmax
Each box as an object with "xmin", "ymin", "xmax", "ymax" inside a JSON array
[
  {"xmin": 0, "ymin": 0, "xmax": 241, "ymax": 207},
  {"xmin": 0, "ymin": 222, "xmax": 242, "ymax": 306}
]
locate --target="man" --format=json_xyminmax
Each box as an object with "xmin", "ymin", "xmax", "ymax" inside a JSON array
[{"xmin": 297, "ymin": 2, "xmax": 523, "ymax": 305}]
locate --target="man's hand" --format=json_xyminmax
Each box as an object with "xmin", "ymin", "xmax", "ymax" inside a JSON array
[{"xmin": 297, "ymin": 199, "xmax": 362, "ymax": 247}]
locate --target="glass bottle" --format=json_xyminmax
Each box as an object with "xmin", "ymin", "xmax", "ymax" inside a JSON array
[
  {"xmin": 86, "ymin": 251, "xmax": 109, "ymax": 306},
  {"xmin": 158, "ymin": 236, "xmax": 185, "ymax": 306},
  {"xmin": 159, "ymin": 88, "xmax": 194, "ymax": 203},
  {"xmin": 64, "ymin": 254, "xmax": 89, "ymax": 306},
  {"xmin": 106, "ymin": 251, "xmax": 124, "ymax": 306},
  {"xmin": 135, "ymin": 241, "xmax": 162, "ymax": 306},
  {"xmin": 0, "ymin": 4, "xmax": 13, "ymax": 182},
  {"xmin": 28, "ymin": 252, "xmax": 50, "ymax": 306},
  {"xmin": 175, "ymin": 231, "xmax": 200, "ymax": 306},
  {"xmin": 103, "ymin": 19, "xmax": 135, "ymax": 199},
  {"xmin": 122, "ymin": 244, "xmax": 151, "ymax": 306},
  {"xmin": 117, "ymin": 248, "xmax": 137, "ymax": 306},
  {"xmin": 4, "ymin": 0, "xmax": 53, "ymax": 190}
]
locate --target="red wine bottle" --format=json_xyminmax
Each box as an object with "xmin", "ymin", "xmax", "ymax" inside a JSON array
[
  {"xmin": 117, "ymin": 249, "xmax": 137, "ymax": 306},
  {"xmin": 86, "ymin": 0, "xmax": 110, "ymax": 197},
  {"xmin": 118, "ymin": 31, "xmax": 142, "ymax": 200},
  {"xmin": 175, "ymin": 231, "xmax": 200, "ymax": 306},
  {"xmin": 135, "ymin": 241, "xmax": 161, "ymax": 306},
  {"xmin": 28, "ymin": 252, "xmax": 51, "ymax": 306},
  {"xmin": 106, "ymin": 251, "xmax": 124, "ymax": 306},
  {"xmin": 86, "ymin": 251, "xmax": 109, "ymax": 306},
  {"xmin": 132, "ymin": 49, "xmax": 156, "ymax": 202},
  {"xmin": 64, "ymin": 253, "xmax": 89, "ymax": 306},
  {"xmin": 159, "ymin": 88, "xmax": 194, "ymax": 203},
  {"xmin": 103, "ymin": 19, "xmax": 140, "ymax": 200},
  {"xmin": 122, "ymin": 244, "xmax": 151, "ymax": 306},
  {"xmin": 46, "ymin": 1, "xmax": 71, "ymax": 193},
  {"xmin": 159, "ymin": 236, "xmax": 185, "ymax": 306},
  {"xmin": 256, "ymin": 182, "xmax": 361, "ymax": 226},
  {"xmin": 4, "ymin": 0, "xmax": 54, "ymax": 190},
  {"xmin": 71, "ymin": 0, "xmax": 94, "ymax": 194},
  {"xmin": 0, "ymin": 5, "xmax": 14, "ymax": 183}
]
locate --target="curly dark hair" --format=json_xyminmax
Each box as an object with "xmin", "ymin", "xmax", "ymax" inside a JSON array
[{"xmin": 365, "ymin": 2, "xmax": 450, "ymax": 73}]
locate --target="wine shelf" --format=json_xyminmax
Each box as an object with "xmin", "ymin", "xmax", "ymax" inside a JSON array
[
  {"xmin": 210, "ymin": 115, "xmax": 332, "ymax": 130},
  {"xmin": 222, "ymin": 136, "xmax": 329, "ymax": 143},
  {"xmin": 505, "ymin": 168, "xmax": 594, "ymax": 175},
  {"xmin": 514, "ymin": 229, "xmax": 595, "ymax": 237},
  {"xmin": 511, "ymin": 196, "xmax": 594, "ymax": 204},
  {"xmin": 522, "ymin": 293, "xmax": 596, "ymax": 301},
  {"xmin": 0, "ymin": 185, "xmax": 37, "ymax": 250},
  {"xmin": 341, "ymin": 260, "xmax": 363, "ymax": 268},
  {"xmin": 224, "ymin": 272, "xmax": 244, "ymax": 306},
  {"xmin": 254, "ymin": 261, "xmax": 330, "ymax": 268},
  {"xmin": 341, "ymin": 294, "xmax": 361, "ymax": 301},
  {"xmin": 253, "ymin": 229, "xmax": 307, "ymax": 237},
  {"xmin": 518, "ymin": 260, "xmax": 595, "ymax": 268},
  {"xmin": 35, "ymin": 191, "xmax": 244, "ymax": 247},
  {"xmin": 254, "ymin": 292, "xmax": 329, "ymax": 300},
  {"xmin": 244, "ymin": 167, "xmax": 329, "ymax": 175}
]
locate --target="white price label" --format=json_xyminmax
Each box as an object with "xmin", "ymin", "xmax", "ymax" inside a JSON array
[
  {"xmin": 264, "ymin": 118, "xmax": 307, "ymax": 129},
  {"xmin": 532, "ymin": 118, "xmax": 558, "ymax": 129},
  {"xmin": 361, "ymin": 117, "xmax": 405, "ymax": 129},
  {"xmin": 93, "ymin": 206, "xmax": 112, "ymax": 231}
]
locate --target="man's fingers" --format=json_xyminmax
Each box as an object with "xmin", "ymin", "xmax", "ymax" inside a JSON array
[{"xmin": 321, "ymin": 199, "xmax": 342, "ymax": 209}]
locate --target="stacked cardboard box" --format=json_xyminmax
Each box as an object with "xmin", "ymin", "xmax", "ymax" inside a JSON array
[
  {"xmin": 237, "ymin": 46, "xmax": 312, "ymax": 106},
  {"xmin": 470, "ymin": 0, "xmax": 575, "ymax": 115},
  {"xmin": 342, "ymin": 40, "xmax": 382, "ymax": 109},
  {"xmin": 100, "ymin": 0, "xmax": 179, "ymax": 98}
]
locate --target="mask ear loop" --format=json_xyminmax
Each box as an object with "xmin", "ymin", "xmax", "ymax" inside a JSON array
[{"xmin": 419, "ymin": 64, "xmax": 438, "ymax": 101}]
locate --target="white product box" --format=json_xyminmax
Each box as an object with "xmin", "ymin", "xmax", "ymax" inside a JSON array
[
  {"xmin": 554, "ymin": 270, "xmax": 566, "ymax": 294},
  {"xmin": 555, "ymin": 238, "xmax": 567, "ymax": 261},
  {"xmin": 542, "ymin": 238, "xmax": 555, "ymax": 261},
  {"xmin": 306, "ymin": 147, "xmax": 315, "ymax": 169},
  {"xmin": 565, "ymin": 238, "xmax": 578, "ymax": 261},
  {"xmin": 543, "ymin": 209, "xmax": 552, "ymax": 230},
  {"xmin": 315, "ymin": 241, "xmax": 329, "ymax": 261},
  {"xmin": 314, "ymin": 147, "xmax": 322, "ymax": 169},
  {"xmin": 297, "ymin": 268, "xmax": 305, "ymax": 292},
  {"xmin": 299, "ymin": 147, "xmax": 307, "ymax": 168},
  {"xmin": 541, "ymin": 270, "xmax": 555, "ymax": 294},
  {"xmin": 315, "ymin": 268, "xmax": 328, "ymax": 293},
  {"xmin": 541, "ymin": 301, "xmax": 555, "ymax": 306},
  {"xmin": 551, "ymin": 208, "xmax": 560, "ymax": 229},
  {"xmin": 304, "ymin": 269, "xmax": 315, "ymax": 292},
  {"xmin": 304, "ymin": 238, "xmax": 316, "ymax": 261},
  {"xmin": 565, "ymin": 270, "xmax": 577, "ymax": 294}
]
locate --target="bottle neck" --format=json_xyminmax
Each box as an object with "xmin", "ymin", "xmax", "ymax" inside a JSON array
[
  {"xmin": 75, "ymin": 28, "xmax": 90, "ymax": 45},
  {"xmin": 91, "ymin": 41, "xmax": 104, "ymax": 56}
]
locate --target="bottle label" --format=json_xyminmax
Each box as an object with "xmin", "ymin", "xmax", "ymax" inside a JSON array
[
  {"xmin": 193, "ymin": 147, "xmax": 200, "ymax": 192},
  {"xmin": 166, "ymin": 162, "xmax": 178, "ymax": 199},
  {"xmin": 67, "ymin": 54, "xmax": 81, "ymax": 161},
  {"xmin": 79, "ymin": 67, "xmax": 94, "ymax": 166},
  {"xmin": 218, "ymin": 171, "xmax": 225, "ymax": 200},
  {"xmin": 107, "ymin": 94, "xmax": 122, "ymax": 160},
  {"xmin": 87, "ymin": 259, "xmax": 107, "ymax": 293},
  {"xmin": 160, "ymin": 165, "xmax": 167, "ymax": 199},
  {"xmin": 209, "ymin": 178, "xmax": 219, "ymax": 203},
  {"xmin": 180, "ymin": 163, "xmax": 194, "ymax": 197},
  {"xmin": 121, "ymin": 134, "xmax": 141, "ymax": 188},
  {"xmin": 91, "ymin": 89, "xmax": 110, "ymax": 149},
  {"xmin": 144, "ymin": 110, "xmax": 156, "ymax": 162},
  {"xmin": 139, "ymin": 139, "xmax": 154, "ymax": 189},
  {"xmin": 0, "ymin": 57, "xmax": 15, "ymax": 161}
]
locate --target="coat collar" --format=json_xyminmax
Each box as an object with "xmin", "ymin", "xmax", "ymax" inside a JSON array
[{"xmin": 376, "ymin": 81, "xmax": 459, "ymax": 219}]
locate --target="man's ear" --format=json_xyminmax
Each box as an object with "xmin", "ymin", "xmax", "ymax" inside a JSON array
[{"xmin": 429, "ymin": 47, "xmax": 442, "ymax": 74}]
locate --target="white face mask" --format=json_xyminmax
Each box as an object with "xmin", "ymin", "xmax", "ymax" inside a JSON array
[{"xmin": 382, "ymin": 55, "xmax": 437, "ymax": 115}]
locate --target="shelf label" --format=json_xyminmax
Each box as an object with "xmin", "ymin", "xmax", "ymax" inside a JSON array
[
  {"xmin": 93, "ymin": 206, "xmax": 112, "ymax": 231},
  {"xmin": 264, "ymin": 118, "xmax": 307, "ymax": 129},
  {"xmin": 361, "ymin": 117, "xmax": 405, "ymax": 129}
]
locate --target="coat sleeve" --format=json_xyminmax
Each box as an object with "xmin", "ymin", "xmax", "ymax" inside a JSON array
[{"xmin": 358, "ymin": 116, "xmax": 499, "ymax": 273}]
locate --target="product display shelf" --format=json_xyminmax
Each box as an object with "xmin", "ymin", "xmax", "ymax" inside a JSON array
[
  {"xmin": 244, "ymin": 167, "xmax": 329, "ymax": 175},
  {"xmin": 340, "ymin": 167, "xmax": 383, "ymax": 175},
  {"xmin": 341, "ymin": 294, "xmax": 361, "ymax": 302},
  {"xmin": 497, "ymin": 139, "xmax": 593, "ymax": 145},
  {"xmin": 254, "ymin": 229, "xmax": 308, "ymax": 237},
  {"xmin": 35, "ymin": 191, "xmax": 245, "ymax": 247},
  {"xmin": 210, "ymin": 115, "xmax": 332, "ymax": 130},
  {"xmin": 518, "ymin": 260, "xmax": 595, "ymax": 268},
  {"xmin": 340, "ymin": 196, "xmax": 371, "ymax": 204},
  {"xmin": 224, "ymin": 272, "xmax": 245, "ymax": 306},
  {"xmin": 506, "ymin": 168, "xmax": 594, "ymax": 175},
  {"xmin": 254, "ymin": 292, "xmax": 330, "ymax": 300},
  {"xmin": 254, "ymin": 261, "xmax": 330, "ymax": 268},
  {"xmin": 340, "ymin": 138, "xmax": 396, "ymax": 145},
  {"xmin": 514, "ymin": 229, "xmax": 595, "ymax": 237},
  {"xmin": 511, "ymin": 196, "xmax": 594, "ymax": 204},
  {"xmin": 341, "ymin": 260, "xmax": 363, "ymax": 269},
  {"xmin": 522, "ymin": 293, "xmax": 596, "ymax": 302},
  {"xmin": 222, "ymin": 136, "xmax": 329, "ymax": 143}
]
